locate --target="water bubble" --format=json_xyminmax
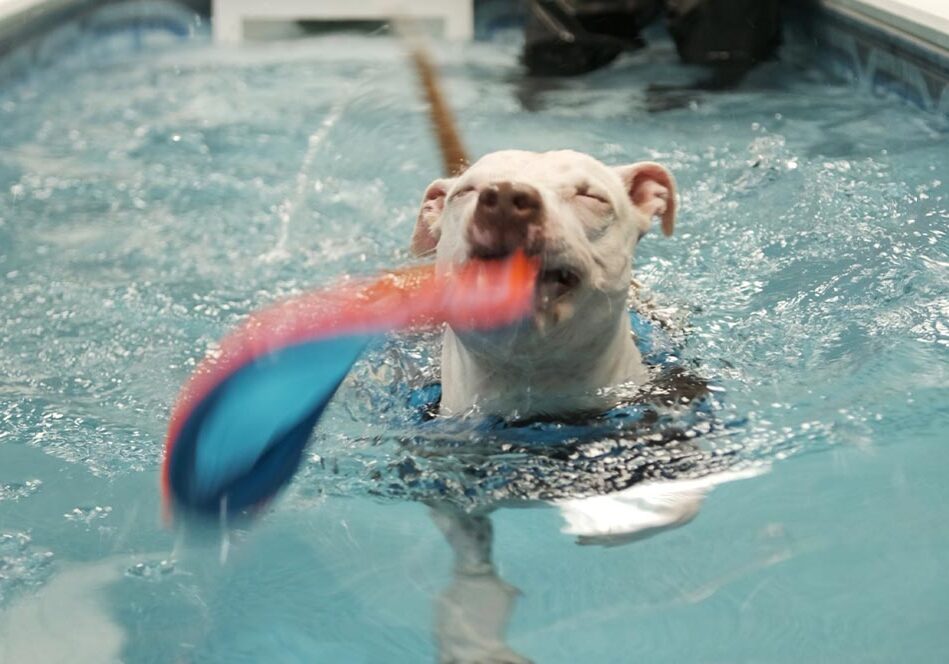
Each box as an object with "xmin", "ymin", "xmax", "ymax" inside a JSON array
[
  {"xmin": 63, "ymin": 506, "xmax": 113, "ymax": 524},
  {"xmin": 125, "ymin": 559, "xmax": 175, "ymax": 581},
  {"xmin": 0, "ymin": 480, "xmax": 42, "ymax": 503},
  {"xmin": 0, "ymin": 532, "xmax": 55, "ymax": 605}
]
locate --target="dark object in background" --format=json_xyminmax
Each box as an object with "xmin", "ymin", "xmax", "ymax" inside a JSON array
[
  {"xmin": 666, "ymin": 0, "xmax": 781, "ymax": 66},
  {"xmin": 523, "ymin": 0, "xmax": 662, "ymax": 76},
  {"xmin": 522, "ymin": 0, "xmax": 781, "ymax": 77}
]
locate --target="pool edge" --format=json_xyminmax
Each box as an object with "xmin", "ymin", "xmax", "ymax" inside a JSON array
[
  {"xmin": 809, "ymin": 0, "xmax": 948, "ymax": 114},
  {"xmin": 0, "ymin": 0, "xmax": 947, "ymax": 116}
]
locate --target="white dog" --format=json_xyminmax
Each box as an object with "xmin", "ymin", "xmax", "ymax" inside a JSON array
[
  {"xmin": 409, "ymin": 149, "xmax": 679, "ymax": 663},
  {"xmin": 408, "ymin": 149, "xmax": 766, "ymax": 663},
  {"xmin": 410, "ymin": 148, "xmax": 676, "ymax": 418}
]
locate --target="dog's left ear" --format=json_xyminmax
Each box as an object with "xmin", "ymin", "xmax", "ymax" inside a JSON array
[
  {"xmin": 615, "ymin": 162, "xmax": 677, "ymax": 237},
  {"xmin": 411, "ymin": 178, "xmax": 454, "ymax": 256}
]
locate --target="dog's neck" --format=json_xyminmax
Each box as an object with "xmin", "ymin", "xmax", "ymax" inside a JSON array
[{"xmin": 439, "ymin": 309, "xmax": 647, "ymax": 418}]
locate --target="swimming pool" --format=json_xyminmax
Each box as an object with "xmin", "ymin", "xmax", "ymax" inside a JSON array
[{"xmin": 1, "ymin": 4, "xmax": 947, "ymax": 663}]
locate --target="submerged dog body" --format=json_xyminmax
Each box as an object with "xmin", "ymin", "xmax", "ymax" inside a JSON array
[{"xmin": 411, "ymin": 149, "xmax": 676, "ymax": 417}]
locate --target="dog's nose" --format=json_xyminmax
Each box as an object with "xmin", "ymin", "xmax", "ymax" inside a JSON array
[
  {"xmin": 471, "ymin": 181, "xmax": 543, "ymax": 258},
  {"xmin": 476, "ymin": 181, "xmax": 541, "ymax": 224}
]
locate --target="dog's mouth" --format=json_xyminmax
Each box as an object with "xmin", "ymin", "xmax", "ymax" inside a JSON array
[{"xmin": 535, "ymin": 265, "xmax": 581, "ymax": 308}]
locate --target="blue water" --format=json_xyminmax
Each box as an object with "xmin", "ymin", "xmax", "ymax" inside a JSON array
[{"xmin": 1, "ymin": 19, "xmax": 947, "ymax": 664}]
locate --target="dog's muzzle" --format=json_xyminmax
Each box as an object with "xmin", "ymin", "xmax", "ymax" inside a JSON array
[{"xmin": 468, "ymin": 181, "xmax": 544, "ymax": 260}]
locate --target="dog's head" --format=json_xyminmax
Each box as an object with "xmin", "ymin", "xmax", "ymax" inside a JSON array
[{"xmin": 411, "ymin": 149, "xmax": 676, "ymax": 339}]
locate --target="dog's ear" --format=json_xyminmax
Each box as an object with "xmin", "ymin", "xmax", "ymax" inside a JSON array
[
  {"xmin": 411, "ymin": 178, "xmax": 453, "ymax": 256},
  {"xmin": 615, "ymin": 162, "xmax": 677, "ymax": 237}
]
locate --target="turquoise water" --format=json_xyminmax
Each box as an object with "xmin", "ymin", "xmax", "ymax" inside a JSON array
[{"xmin": 1, "ymin": 25, "xmax": 947, "ymax": 664}]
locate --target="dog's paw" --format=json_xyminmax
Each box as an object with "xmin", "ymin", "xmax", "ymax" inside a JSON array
[{"xmin": 555, "ymin": 467, "xmax": 767, "ymax": 546}]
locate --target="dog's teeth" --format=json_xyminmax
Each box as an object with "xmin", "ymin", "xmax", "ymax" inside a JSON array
[
  {"xmin": 533, "ymin": 312, "xmax": 548, "ymax": 335},
  {"xmin": 554, "ymin": 300, "xmax": 575, "ymax": 323}
]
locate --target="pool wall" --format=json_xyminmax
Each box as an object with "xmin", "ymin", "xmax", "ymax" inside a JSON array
[
  {"xmin": 0, "ymin": 1, "xmax": 946, "ymax": 108},
  {"xmin": 0, "ymin": 0, "xmax": 205, "ymax": 83},
  {"xmin": 802, "ymin": 0, "xmax": 948, "ymax": 113}
]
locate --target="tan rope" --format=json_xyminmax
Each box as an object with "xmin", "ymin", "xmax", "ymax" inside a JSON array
[{"xmin": 408, "ymin": 46, "xmax": 470, "ymax": 177}]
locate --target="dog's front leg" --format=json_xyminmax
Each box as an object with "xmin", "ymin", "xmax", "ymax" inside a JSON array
[{"xmin": 428, "ymin": 505, "xmax": 532, "ymax": 664}]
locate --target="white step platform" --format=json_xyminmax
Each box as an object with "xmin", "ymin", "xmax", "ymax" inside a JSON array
[{"xmin": 211, "ymin": 0, "xmax": 474, "ymax": 44}]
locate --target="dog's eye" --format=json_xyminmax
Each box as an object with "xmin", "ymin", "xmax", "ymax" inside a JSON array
[
  {"xmin": 575, "ymin": 189, "xmax": 609, "ymax": 205},
  {"xmin": 450, "ymin": 186, "xmax": 476, "ymax": 201}
]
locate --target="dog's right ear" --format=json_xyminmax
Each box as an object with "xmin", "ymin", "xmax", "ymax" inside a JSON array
[
  {"xmin": 614, "ymin": 162, "xmax": 677, "ymax": 238},
  {"xmin": 411, "ymin": 178, "xmax": 453, "ymax": 256}
]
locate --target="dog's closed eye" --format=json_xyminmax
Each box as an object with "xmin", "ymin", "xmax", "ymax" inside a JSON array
[
  {"xmin": 449, "ymin": 185, "xmax": 476, "ymax": 201},
  {"xmin": 575, "ymin": 186, "xmax": 610, "ymax": 206}
]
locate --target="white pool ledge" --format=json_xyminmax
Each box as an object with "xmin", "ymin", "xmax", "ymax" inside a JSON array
[
  {"xmin": 0, "ymin": 0, "xmax": 70, "ymax": 37},
  {"xmin": 823, "ymin": 0, "xmax": 949, "ymax": 53}
]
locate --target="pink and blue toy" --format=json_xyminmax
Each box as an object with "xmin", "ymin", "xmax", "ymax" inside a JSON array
[{"xmin": 162, "ymin": 254, "xmax": 538, "ymax": 520}]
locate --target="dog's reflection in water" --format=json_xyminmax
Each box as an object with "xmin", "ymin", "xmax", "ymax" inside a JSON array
[
  {"xmin": 430, "ymin": 507, "xmax": 528, "ymax": 664},
  {"xmin": 427, "ymin": 468, "xmax": 760, "ymax": 664},
  {"xmin": 416, "ymin": 370, "xmax": 762, "ymax": 663}
]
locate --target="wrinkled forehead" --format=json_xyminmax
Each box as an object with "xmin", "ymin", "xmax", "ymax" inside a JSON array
[{"xmin": 459, "ymin": 150, "xmax": 618, "ymax": 191}]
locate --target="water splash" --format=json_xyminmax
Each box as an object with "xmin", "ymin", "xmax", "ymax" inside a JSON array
[{"xmin": 259, "ymin": 97, "xmax": 349, "ymax": 264}]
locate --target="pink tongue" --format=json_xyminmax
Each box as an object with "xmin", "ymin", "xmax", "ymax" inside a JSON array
[{"xmin": 437, "ymin": 250, "xmax": 540, "ymax": 330}]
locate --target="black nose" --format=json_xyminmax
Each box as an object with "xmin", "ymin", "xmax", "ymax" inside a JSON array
[
  {"xmin": 471, "ymin": 181, "xmax": 543, "ymax": 258},
  {"xmin": 476, "ymin": 181, "xmax": 541, "ymax": 225}
]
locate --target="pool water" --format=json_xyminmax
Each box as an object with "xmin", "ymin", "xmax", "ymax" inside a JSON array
[{"xmin": 1, "ymin": 26, "xmax": 947, "ymax": 664}]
